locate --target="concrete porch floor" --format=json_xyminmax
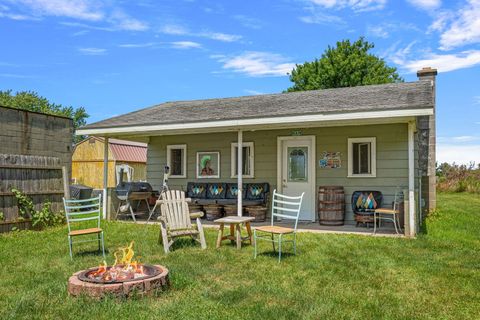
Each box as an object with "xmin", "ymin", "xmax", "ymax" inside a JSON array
[{"xmin": 119, "ymin": 211, "xmax": 404, "ymax": 238}]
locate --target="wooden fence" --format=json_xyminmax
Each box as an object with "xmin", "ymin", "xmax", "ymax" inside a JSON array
[{"xmin": 0, "ymin": 154, "xmax": 67, "ymax": 222}]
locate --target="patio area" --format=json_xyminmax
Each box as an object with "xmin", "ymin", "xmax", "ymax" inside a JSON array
[{"xmin": 0, "ymin": 193, "xmax": 478, "ymax": 319}]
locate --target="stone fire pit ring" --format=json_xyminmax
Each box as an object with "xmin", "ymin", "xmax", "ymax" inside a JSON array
[{"xmin": 68, "ymin": 264, "xmax": 169, "ymax": 298}]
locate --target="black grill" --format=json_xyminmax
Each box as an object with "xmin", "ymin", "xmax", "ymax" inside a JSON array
[
  {"xmin": 69, "ymin": 184, "xmax": 93, "ymax": 200},
  {"xmin": 115, "ymin": 182, "xmax": 153, "ymax": 200}
]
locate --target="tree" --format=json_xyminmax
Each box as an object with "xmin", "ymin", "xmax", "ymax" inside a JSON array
[
  {"xmin": 0, "ymin": 90, "xmax": 89, "ymax": 143},
  {"xmin": 286, "ymin": 37, "xmax": 403, "ymax": 92}
]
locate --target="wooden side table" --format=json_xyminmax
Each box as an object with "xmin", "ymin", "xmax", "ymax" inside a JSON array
[{"xmin": 214, "ymin": 216, "xmax": 255, "ymax": 249}]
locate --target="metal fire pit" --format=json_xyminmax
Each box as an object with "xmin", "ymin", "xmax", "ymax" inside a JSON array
[{"xmin": 77, "ymin": 264, "xmax": 162, "ymax": 284}]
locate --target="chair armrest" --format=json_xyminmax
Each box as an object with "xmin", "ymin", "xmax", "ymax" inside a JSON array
[
  {"xmin": 157, "ymin": 215, "xmax": 166, "ymax": 222},
  {"xmin": 190, "ymin": 211, "xmax": 204, "ymax": 219}
]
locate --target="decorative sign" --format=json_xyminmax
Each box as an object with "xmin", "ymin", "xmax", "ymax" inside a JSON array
[
  {"xmin": 319, "ymin": 151, "xmax": 342, "ymax": 169},
  {"xmin": 291, "ymin": 130, "xmax": 302, "ymax": 136},
  {"xmin": 196, "ymin": 151, "xmax": 220, "ymax": 178}
]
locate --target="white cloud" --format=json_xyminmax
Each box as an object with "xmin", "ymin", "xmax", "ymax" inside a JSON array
[
  {"xmin": 437, "ymin": 144, "xmax": 480, "ymax": 164},
  {"xmin": 474, "ymin": 96, "xmax": 480, "ymax": 104},
  {"xmin": 233, "ymin": 15, "xmax": 263, "ymax": 29},
  {"xmin": 394, "ymin": 49, "xmax": 480, "ymax": 73},
  {"xmin": 11, "ymin": 0, "xmax": 104, "ymax": 21},
  {"xmin": 299, "ymin": 11, "xmax": 344, "ymax": 25},
  {"xmin": 108, "ymin": 9, "xmax": 148, "ymax": 31},
  {"xmin": 367, "ymin": 25, "xmax": 389, "ymax": 38},
  {"xmin": 452, "ymin": 135, "xmax": 480, "ymax": 142},
  {"xmin": 213, "ymin": 52, "xmax": 295, "ymax": 77},
  {"xmin": 438, "ymin": 0, "xmax": 480, "ymax": 50},
  {"xmin": 0, "ymin": 73, "xmax": 36, "ymax": 78},
  {"xmin": 406, "ymin": 0, "xmax": 441, "ymax": 10},
  {"xmin": 306, "ymin": 0, "xmax": 387, "ymax": 11},
  {"xmin": 78, "ymin": 47, "xmax": 107, "ymax": 55},
  {"xmin": 170, "ymin": 41, "xmax": 202, "ymax": 49},
  {"xmin": 159, "ymin": 23, "xmax": 242, "ymax": 42},
  {"xmin": 3, "ymin": 1, "xmax": 148, "ymax": 32},
  {"xmin": 118, "ymin": 42, "xmax": 155, "ymax": 48},
  {"xmin": 159, "ymin": 24, "xmax": 189, "ymax": 35},
  {"xmin": 244, "ymin": 89, "xmax": 264, "ymax": 95}
]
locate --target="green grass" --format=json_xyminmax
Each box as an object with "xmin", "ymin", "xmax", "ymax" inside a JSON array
[{"xmin": 1, "ymin": 193, "xmax": 479, "ymax": 320}]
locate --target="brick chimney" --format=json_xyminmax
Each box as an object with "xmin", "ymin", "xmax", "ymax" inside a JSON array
[{"xmin": 417, "ymin": 67, "xmax": 437, "ymax": 215}]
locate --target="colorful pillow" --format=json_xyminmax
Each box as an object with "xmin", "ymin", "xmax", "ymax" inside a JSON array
[
  {"xmin": 246, "ymin": 183, "xmax": 267, "ymax": 200},
  {"xmin": 206, "ymin": 183, "xmax": 226, "ymax": 199},
  {"xmin": 356, "ymin": 194, "xmax": 364, "ymax": 208},
  {"xmin": 186, "ymin": 182, "xmax": 206, "ymax": 198},
  {"xmin": 364, "ymin": 193, "xmax": 377, "ymax": 209}
]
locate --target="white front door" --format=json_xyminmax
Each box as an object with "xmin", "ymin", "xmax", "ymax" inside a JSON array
[{"xmin": 278, "ymin": 136, "xmax": 315, "ymax": 221}]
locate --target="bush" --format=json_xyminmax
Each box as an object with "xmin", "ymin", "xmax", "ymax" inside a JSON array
[{"xmin": 436, "ymin": 162, "xmax": 480, "ymax": 193}]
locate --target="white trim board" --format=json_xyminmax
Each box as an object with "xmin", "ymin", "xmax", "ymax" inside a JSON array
[{"xmin": 77, "ymin": 108, "xmax": 433, "ymax": 137}]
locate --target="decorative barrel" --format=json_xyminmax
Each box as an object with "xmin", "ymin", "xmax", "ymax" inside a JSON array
[
  {"xmin": 318, "ymin": 186, "xmax": 345, "ymax": 226},
  {"xmin": 246, "ymin": 206, "xmax": 267, "ymax": 222},
  {"xmin": 204, "ymin": 204, "xmax": 223, "ymax": 221},
  {"xmin": 188, "ymin": 204, "xmax": 204, "ymax": 217},
  {"xmin": 223, "ymin": 205, "xmax": 238, "ymax": 216}
]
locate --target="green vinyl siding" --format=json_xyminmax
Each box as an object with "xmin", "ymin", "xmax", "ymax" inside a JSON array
[{"xmin": 147, "ymin": 123, "xmax": 414, "ymax": 224}]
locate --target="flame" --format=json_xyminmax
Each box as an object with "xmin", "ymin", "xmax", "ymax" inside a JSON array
[{"xmin": 89, "ymin": 241, "xmax": 146, "ymax": 282}]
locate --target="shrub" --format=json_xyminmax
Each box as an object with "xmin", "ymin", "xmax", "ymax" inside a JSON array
[{"xmin": 436, "ymin": 162, "xmax": 480, "ymax": 193}]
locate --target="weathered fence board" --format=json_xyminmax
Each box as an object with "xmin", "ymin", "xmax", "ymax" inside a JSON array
[{"xmin": 0, "ymin": 154, "xmax": 65, "ymax": 222}]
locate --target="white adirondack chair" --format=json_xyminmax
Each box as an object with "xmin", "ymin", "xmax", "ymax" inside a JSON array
[{"xmin": 157, "ymin": 190, "xmax": 207, "ymax": 253}]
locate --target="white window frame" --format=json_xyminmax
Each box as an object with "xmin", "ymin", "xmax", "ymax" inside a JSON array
[
  {"xmin": 347, "ymin": 137, "xmax": 376, "ymax": 178},
  {"xmin": 231, "ymin": 142, "xmax": 254, "ymax": 178},
  {"xmin": 166, "ymin": 144, "xmax": 187, "ymax": 178}
]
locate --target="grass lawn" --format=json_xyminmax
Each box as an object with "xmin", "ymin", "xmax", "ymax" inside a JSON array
[{"xmin": 1, "ymin": 192, "xmax": 479, "ymax": 319}]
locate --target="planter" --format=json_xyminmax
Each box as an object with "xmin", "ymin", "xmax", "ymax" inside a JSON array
[
  {"xmin": 246, "ymin": 206, "xmax": 267, "ymax": 222},
  {"xmin": 223, "ymin": 205, "xmax": 238, "ymax": 216},
  {"xmin": 318, "ymin": 186, "xmax": 345, "ymax": 226},
  {"xmin": 188, "ymin": 204, "xmax": 204, "ymax": 217},
  {"xmin": 0, "ymin": 219, "xmax": 33, "ymax": 233},
  {"xmin": 203, "ymin": 205, "xmax": 223, "ymax": 221}
]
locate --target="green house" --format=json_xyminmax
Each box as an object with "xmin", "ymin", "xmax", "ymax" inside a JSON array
[{"xmin": 77, "ymin": 67, "xmax": 438, "ymax": 237}]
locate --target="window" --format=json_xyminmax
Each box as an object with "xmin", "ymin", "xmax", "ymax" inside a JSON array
[
  {"xmin": 348, "ymin": 137, "xmax": 376, "ymax": 177},
  {"xmin": 288, "ymin": 147, "xmax": 308, "ymax": 182},
  {"xmin": 167, "ymin": 145, "xmax": 187, "ymax": 178},
  {"xmin": 231, "ymin": 142, "xmax": 254, "ymax": 178}
]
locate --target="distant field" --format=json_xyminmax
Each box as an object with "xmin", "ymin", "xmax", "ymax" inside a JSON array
[{"xmin": 0, "ymin": 192, "xmax": 479, "ymax": 320}]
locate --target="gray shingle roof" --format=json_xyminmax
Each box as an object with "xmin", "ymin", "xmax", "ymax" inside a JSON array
[{"xmin": 82, "ymin": 81, "xmax": 433, "ymax": 129}]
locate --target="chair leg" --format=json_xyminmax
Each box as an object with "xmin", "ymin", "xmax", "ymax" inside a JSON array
[
  {"xmin": 97, "ymin": 233, "xmax": 101, "ymax": 252},
  {"xmin": 160, "ymin": 224, "xmax": 170, "ymax": 254},
  {"xmin": 100, "ymin": 232, "xmax": 106, "ymax": 259},
  {"xmin": 197, "ymin": 218, "xmax": 207, "ymax": 249},
  {"xmin": 392, "ymin": 215, "xmax": 400, "ymax": 235},
  {"xmin": 253, "ymin": 229, "xmax": 257, "ymax": 259},
  {"xmin": 130, "ymin": 205, "xmax": 136, "ymax": 223},
  {"xmin": 271, "ymin": 233, "xmax": 276, "ymax": 252},
  {"xmin": 373, "ymin": 212, "xmax": 377, "ymax": 234},
  {"xmin": 216, "ymin": 223, "xmax": 224, "ymax": 249},
  {"xmin": 278, "ymin": 234, "xmax": 282, "ymax": 263},
  {"xmin": 68, "ymin": 235, "xmax": 73, "ymax": 260},
  {"xmin": 396, "ymin": 214, "xmax": 403, "ymax": 234},
  {"xmin": 293, "ymin": 233, "xmax": 297, "ymax": 255}
]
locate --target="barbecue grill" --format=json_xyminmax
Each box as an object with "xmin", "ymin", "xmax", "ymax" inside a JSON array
[{"xmin": 115, "ymin": 181, "xmax": 155, "ymax": 222}]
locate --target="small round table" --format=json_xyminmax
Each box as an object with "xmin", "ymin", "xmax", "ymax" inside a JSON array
[{"xmin": 214, "ymin": 216, "xmax": 255, "ymax": 249}]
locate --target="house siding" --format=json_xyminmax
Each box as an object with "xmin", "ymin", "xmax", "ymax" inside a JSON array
[{"xmin": 147, "ymin": 123, "xmax": 413, "ymax": 224}]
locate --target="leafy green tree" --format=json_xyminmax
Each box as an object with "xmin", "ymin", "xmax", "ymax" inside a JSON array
[
  {"xmin": 286, "ymin": 37, "xmax": 403, "ymax": 92},
  {"xmin": 0, "ymin": 90, "xmax": 89, "ymax": 143}
]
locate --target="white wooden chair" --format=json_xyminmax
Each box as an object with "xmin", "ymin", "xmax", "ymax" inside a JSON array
[
  {"xmin": 157, "ymin": 190, "xmax": 207, "ymax": 253},
  {"xmin": 254, "ymin": 190, "xmax": 304, "ymax": 262},
  {"xmin": 63, "ymin": 195, "xmax": 105, "ymax": 260},
  {"xmin": 373, "ymin": 190, "xmax": 403, "ymax": 235}
]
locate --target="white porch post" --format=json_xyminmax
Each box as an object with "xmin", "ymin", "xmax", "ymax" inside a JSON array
[
  {"xmin": 408, "ymin": 122, "xmax": 415, "ymax": 237},
  {"xmin": 103, "ymin": 137, "xmax": 109, "ymax": 219},
  {"xmin": 237, "ymin": 130, "xmax": 243, "ymax": 217}
]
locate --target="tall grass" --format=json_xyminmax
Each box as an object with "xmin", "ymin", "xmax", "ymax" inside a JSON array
[{"xmin": 436, "ymin": 162, "xmax": 480, "ymax": 193}]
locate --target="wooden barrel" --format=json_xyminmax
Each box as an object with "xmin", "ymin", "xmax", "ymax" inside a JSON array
[
  {"xmin": 246, "ymin": 206, "xmax": 267, "ymax": 222},
  {"xmin": 188, "ymin": 204, "xmax": 204, "ymax": 216},
  {"xmin": 223, "ymin": 205, "xmax": 238, "ymax": 216},
  {"xmin": 318, "ymin": 186, "xmax": 345, "ymax": 226},
  {"xmin": 204, "ymin": 205, "xmax": 223, "ymax": 221}
]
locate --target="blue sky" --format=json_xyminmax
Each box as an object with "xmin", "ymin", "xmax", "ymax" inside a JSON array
[{"xmin": 1, "ymin": 0, "xmax": 479, "ymax": 164}]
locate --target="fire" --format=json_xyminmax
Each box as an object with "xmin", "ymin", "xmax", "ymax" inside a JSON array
[{"xmin": 87, "ymin": 241, "xmax": 147, "ymax": 282}]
